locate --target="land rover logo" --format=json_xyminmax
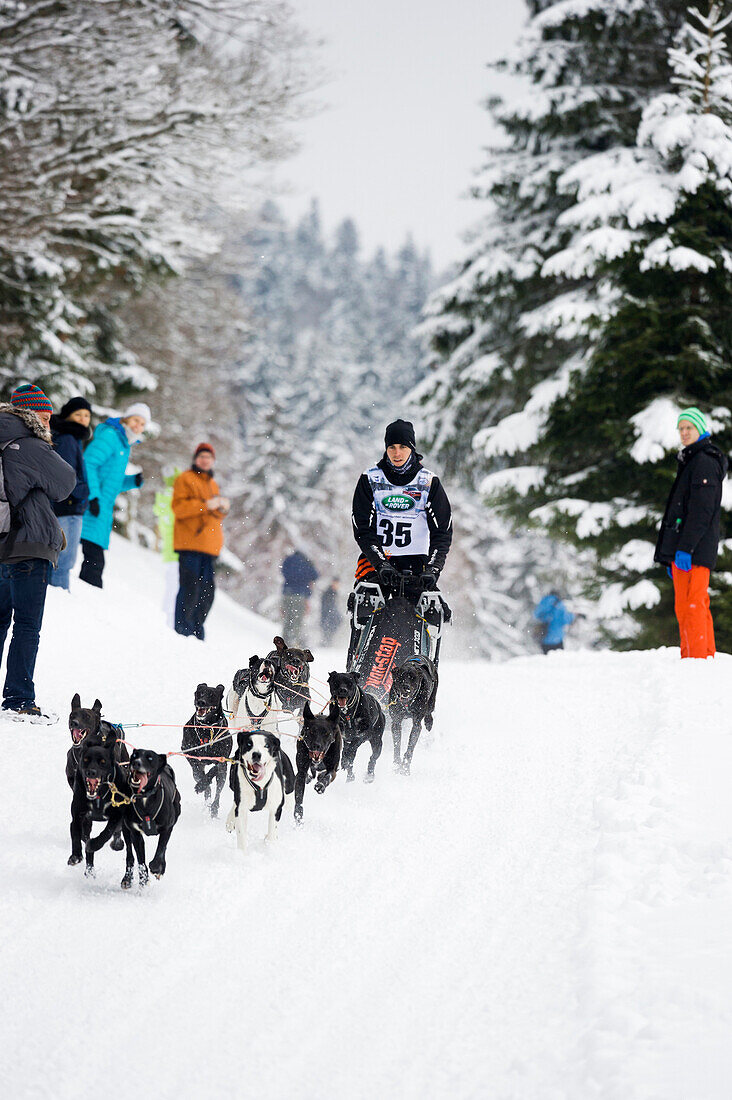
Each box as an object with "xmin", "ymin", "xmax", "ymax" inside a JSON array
[{"xmin": 383, "ymin": 494, "xmax": 414, "ymax": 512}]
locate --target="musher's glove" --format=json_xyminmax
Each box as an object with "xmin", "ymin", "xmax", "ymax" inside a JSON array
[
  {"xmin": 88, "ymin": 498, "xmax": 100, "ymax": 517},
  {"xmin": 420, "ymin": 567, "xmax": 439, "ymax": 591},
  {"xmin": 379, "ymin": 563, "xmax": 400, "ymax": 589},
  {"xmin": 674, "ymin": 550, "xmax": 692, "ymax": 573}
]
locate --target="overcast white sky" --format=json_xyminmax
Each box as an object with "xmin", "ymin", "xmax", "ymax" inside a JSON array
[{"xmin": 276, "ymin": 0, "xmax": 527, "ymax": 270}]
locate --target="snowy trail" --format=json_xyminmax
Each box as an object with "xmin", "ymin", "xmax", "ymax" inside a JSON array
[{"xmin": 2, "ymin": 538, "xmax": 732, "ymax": 1098}]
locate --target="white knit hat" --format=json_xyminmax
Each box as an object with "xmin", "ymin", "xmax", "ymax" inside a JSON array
[{"xmin": 122, "ymin": 402, "xmax": 151, "ymax": 424}]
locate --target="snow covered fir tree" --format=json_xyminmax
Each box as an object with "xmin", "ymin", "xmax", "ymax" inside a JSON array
[{"xmin": 418, "ymin": 0, "xmax": 732, "ymax": 650}]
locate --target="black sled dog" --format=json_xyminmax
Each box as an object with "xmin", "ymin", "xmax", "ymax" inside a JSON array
[
  {"xmin": 121, "ymin": 749, "xmax": 181, "ymax": 888},
  {"xmin": 69, "ymin": 743, "xmax": 130, "ymax": 879},
  {"xmin": 268, "ymin": 635, "xmax": 314, "ymax": 714},
  {"xmin": 294, "ymin": 702, "xmax": 342, "ymax": 823},
  {"xmin": 181, "ymin": 683, "xmax": 231, "ymax": 817},
  {"xmin": 388, "ymin": 655, "xmax": 438, "ymax": 776},
  {"xmin": 327, "ymin": 670, "xmax": 385, "ymax": 783},
  {"xmin": 226, "ymin": 731, "xmax": 295, "ymax": 853},
  {"xmin": 67, "ymin": 694, "xmax": 129, "ymax": 852}
]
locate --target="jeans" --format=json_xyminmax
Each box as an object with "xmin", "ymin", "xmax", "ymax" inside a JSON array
[
  {"xmin": 175, "ymin": 551, "xmax": 216, "ymax": 640},
  {"xmin": 50, "ymin": 515, "xmax": 83, "ymax": 590},
  {"xmin": 0, "ymin": 559, "xmax": 49, "ymax": 709},
  {"xmin": 79, "ymin": 539, "xmax": 105, "ymax": 588}
]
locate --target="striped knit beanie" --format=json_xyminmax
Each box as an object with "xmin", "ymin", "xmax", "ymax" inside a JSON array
[
  {"xmin": 677, "ymin": 407, "xmax": 708, "ymax": 435},
  {"xmin": 11, "ymin": 384, "xmax": 53, "ymax": 415}
]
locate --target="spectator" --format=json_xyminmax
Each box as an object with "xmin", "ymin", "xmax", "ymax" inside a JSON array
[
  {"xmin": 79, "ymin": 402, "xmax": 149, "ymax": 588},
  {"xmin": 534, "ymin": 592, "xmax": 574, "ymax": 654},
  {"xmin": 0, "ymin": 385, "xmax": 75, "ymax": 716},
  {"xmin": 320, "ymin": 578, "xmax": 342, "ymax": 646},
  {"xmin": 281, "ymin": 548, "xmax": 319, "ymax": 646},
  {"xmin": 154, "ymin": 466, "xmax": 180, "ymax": 629},
  {"xmin": 654, "ymin": 406, "xmax": 727, "ymax": 659},
  {"xmin": 172, "ymin": 443, "xmax": 229, "ymax": 640},
  {"xmin": 49, "ymin": 396, "xmax": 91, "ymax": 590}
]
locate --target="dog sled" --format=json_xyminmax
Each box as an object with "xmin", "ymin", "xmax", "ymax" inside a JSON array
[{"xmin": 346, "ymin": 570, "xmax": 450, "ymax": 706}]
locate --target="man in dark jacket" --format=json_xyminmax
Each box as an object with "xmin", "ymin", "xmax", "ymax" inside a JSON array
[
  {"xmin": 280, "ymin": 549, "xmax": 319, "ymax": 646},
  {"xmin": 654, "ymin": 406, "xmax": 728, "ymax": 659},
  {"xmin": 351, "ymin": 418, "xmax": 453, "ymax": 592},
  {"xmin": 0, "ymin": 385, "xmax": 76, "ymax": 715}
]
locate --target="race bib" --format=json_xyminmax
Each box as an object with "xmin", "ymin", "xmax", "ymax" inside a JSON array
[{"xmin": 367, "ymin": 468, "xmax": 431, "ymax": 557}]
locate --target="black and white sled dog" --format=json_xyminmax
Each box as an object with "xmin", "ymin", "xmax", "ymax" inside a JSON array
[
  {"xmin": 181, "ymin": 683, "xmax": 231, "ymax": 817},
  {"xmin": 67, "ymin": 694, "xmax": 129, "ymax": 853},
  {"xmin": 226, "ymin": 655, "xmax": 284, "ymax": 734},
  {"xmin": 294, "ymin": 702, "xmax": 342, "ymax": 823},
  {"xmin": 226, "ymin": 731, "xmax": 295, "ymax": 854},
  {"xmin": 121, "ymin": 749, "xmax": 181, "ymax": 888},
  {"xmin": 268, "ymin": 635, "xmax": 314, "ymax": 714},
  {"xmin": 388, "ymin": 655, "xmax": 438, "ymax": 776},
  {"xmin": 327, "ymin": 670, "xmax": 385, "ymax": 783}
]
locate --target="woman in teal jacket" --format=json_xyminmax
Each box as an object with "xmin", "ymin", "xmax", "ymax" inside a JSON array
[{"xmin": 79, "ymin": 403, "xmax": 149, "ymax": 587}]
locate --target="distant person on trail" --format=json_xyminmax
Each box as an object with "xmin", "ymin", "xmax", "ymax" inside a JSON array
[
  {"xmin": 654, "ymin": 407, "xmax": 727, "ymax": 659},
  {"xmin": 79, "ymin": 402, "xmax": 149, "ymax": 588},
  {"xmin": 0, "ymin": 385, "xmax": 75, "ymax": 717},
  {"xmin": 351, "ymin": 418, "xmax": 453, "ymax": 593},
  {"xmin": 534, "ymin": 592, "xmax": 574, "ymax": 654},
  {"xmin": 172, "ymin": 443, "xmax": 229, "ymax": 641},
  {"xmin": 320, "ymin": 578, "xmax": 342, "ymax": 646},
  {"xmin": 49, "ymin": 396, "xmax": 91, "ymax": 591},
  {"xmin": 280, "ymin": 549, "xmax": 319, "ymax": 646},
  {"xmin": 154, "ymin": 466, "xmax": 180, "ymax": 629}
]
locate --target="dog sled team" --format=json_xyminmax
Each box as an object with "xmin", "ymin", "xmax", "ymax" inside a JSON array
[{"xmin": 64, "ymin": 418, "xmax": 452, "ymax": 888}]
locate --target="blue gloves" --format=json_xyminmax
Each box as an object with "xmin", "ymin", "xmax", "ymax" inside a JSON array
[
  {"xmin": 666, "ymin": 566, "xmax": 673, "ymax": 579},
  {"xmin": 674, "ymin": 551, "xmax": 692, "ymax": 573}
]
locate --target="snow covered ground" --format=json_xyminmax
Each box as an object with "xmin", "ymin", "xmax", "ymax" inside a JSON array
[{"xmin": 1, "ymin": 536, "xmax": 731, "ymax": 1099}]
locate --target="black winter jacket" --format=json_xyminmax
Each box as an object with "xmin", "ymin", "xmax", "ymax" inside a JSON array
[
  {"xmin": 50, "ymin": 414, "xmax": 91, "ymax": 517},
  {"xmin": 654, "ymin": 436, "xmax": 728, "ymax": 570},
  {"xmin": 351, "ymin": 453, "xmax": 453, "ymax": 575},
  {"xmin": 0, "ymin": 405, "xmax": 76, "ymax": 566}
]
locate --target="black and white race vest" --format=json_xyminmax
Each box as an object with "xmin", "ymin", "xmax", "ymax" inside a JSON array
[{"xmin": 366, "ymin": 465, "xmax": 433, "ymax": 557}]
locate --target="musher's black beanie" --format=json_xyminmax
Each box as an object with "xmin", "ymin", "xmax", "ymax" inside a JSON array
[{"xmin": 384, "ymin": 419, "xmax": 416, "ymax": 450}]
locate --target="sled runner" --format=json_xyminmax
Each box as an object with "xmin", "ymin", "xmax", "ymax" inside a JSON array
[{"xmin": 347, "ymin": 571, "xmax": 450, "ymax": 706}]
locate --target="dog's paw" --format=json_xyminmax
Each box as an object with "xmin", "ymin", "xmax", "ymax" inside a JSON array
[
  {"xmin": 294, "ymin": 805, "xmax": 303, "ymax": 824},
  {"xmin": 345, "ymin": 771, "xmax": 355, "ymax": 783},
  {"xmin": 363, "ymin": 772, "xmax": 375, "ymax": 784},
  {"xmin": 225, "ymin": 809, "xmax": 236, "ymax": 833},
  {"xmin": 314, "ymin": 781, "xmax": 325, "ymax": 794},
  {"xmin": 392, "ymin": 760, "xmax": 402, "ymax": 773},
  {"xmin": 209, "ymin": 803, "xmax": 219, "ymax": 819},
  {"xmin": 149, "ymin": 859, "xmax": 164, "ymax": 878},
  {"xmin": 120, "ymin": 872, "xmax": 134, "ymax": 890},
  {"xmin": 84, "ymin": 865, "xmax": 96, "ymax": 879},
  {"xmin": 399, "ymin": 760, "xmax": 411, "ymax": 776},
  {"xmin": 110, "ymin": 834, "xmax": 124, "ymax": 852},
  {"xmin": 139, "ymin": 867, "xmax": 149, "ymax": 887},
  {"xmin": 67, "ymin": 854, "xmax": 82, "ymax": 866}
]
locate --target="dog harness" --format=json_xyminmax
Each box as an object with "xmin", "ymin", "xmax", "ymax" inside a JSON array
[
  {"xmin": 131, "ymin": 781, "xmax": 166, "ymax": 834},
  {"xmin": 366, "ymin": 465, "xmax": 433, "ymax": 558},
  {"xmin": 237, "ymin": 760, "xmax": 274, "ymax": 812}
]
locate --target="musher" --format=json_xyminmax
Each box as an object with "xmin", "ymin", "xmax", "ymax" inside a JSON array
[{"xmin": 351, "ymin": 419, "xmax": 453, "ymax": 593}]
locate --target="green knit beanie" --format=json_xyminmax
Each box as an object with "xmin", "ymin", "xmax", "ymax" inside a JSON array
[{"xmin": 677, "ymin": 407, "xmax": 708, "ymax": 435}]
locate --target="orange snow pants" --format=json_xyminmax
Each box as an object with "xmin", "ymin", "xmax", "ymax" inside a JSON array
[{"xmin": 672, "ymin": 563, "xmax": 715, "ymax": 659}]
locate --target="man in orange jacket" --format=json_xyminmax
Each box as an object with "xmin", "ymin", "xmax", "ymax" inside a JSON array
[{"xmin": 172, "ymin": 443, "xmax": 229, "ymax": 640}]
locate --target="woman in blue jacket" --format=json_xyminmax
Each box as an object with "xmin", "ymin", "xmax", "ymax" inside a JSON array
[
  {"xmin": 79, "ymin": 402, "xmax": 149, "ymax": 588},
  {"xmin": 49, "ymin": 397, "xmax": 92, "ymax": 590}
]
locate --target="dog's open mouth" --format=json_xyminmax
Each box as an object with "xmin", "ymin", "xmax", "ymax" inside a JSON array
[
  {"xmin": 71, "ymin": 727, "xmax": 89, "ymax": 745},
  {"xmin": 196, "ymin": 707, "xmax": 213, "ymax": 719},
  {"xmin": 336, "ymin": 697, "xmax": 349, "ymax": 708},
  {"xmin": 246, "ymin": 761, "xmax": 265, "ymax": 782},
  {"xmin": 309, "ymin": 749, "xmax": 325, "ymax": 764},
  {"xmin": 285, "ymin": 663, "xmax": 302, "ymax": 681},
  {"xmin": 85, "ymin": 776, "xmax": 101, "ymax": 797},
  {"xmin": 258, "ymin": 672, "xmax": 272, "ymax": 684},
  {"xmin": 130, "ymin": 770, "xmax": 150, "ymax": 792}
]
